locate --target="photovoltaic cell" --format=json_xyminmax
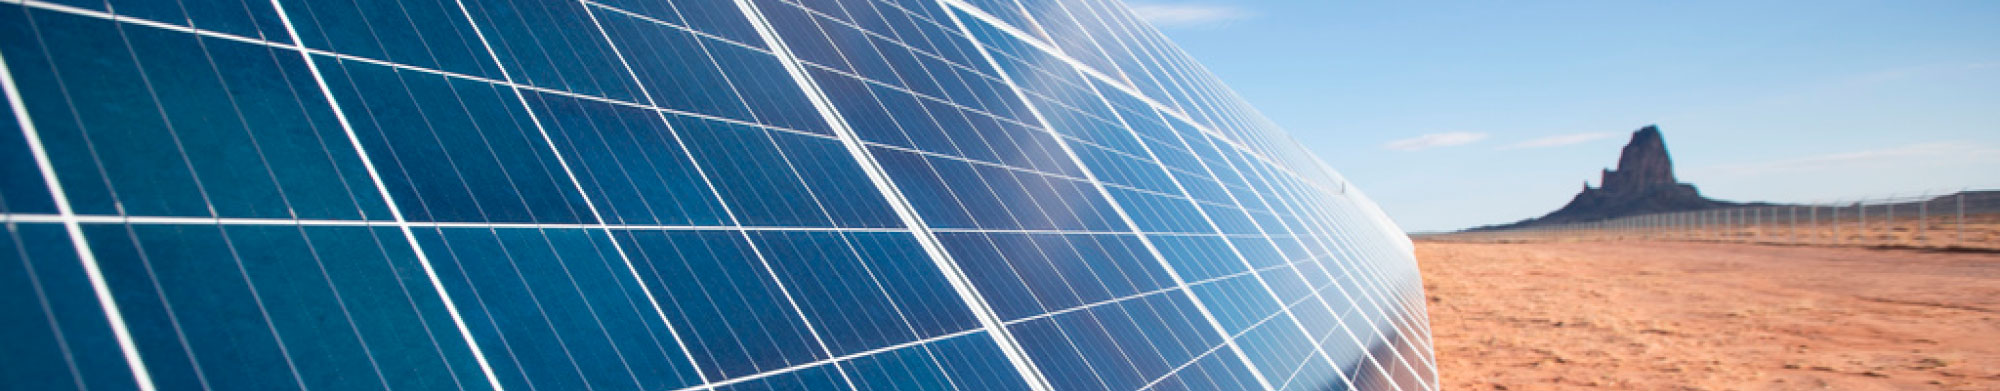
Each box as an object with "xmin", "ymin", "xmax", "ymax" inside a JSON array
[{"xmin": 0, "ymin": 0, "xmax": 1434, "ymax": 390}]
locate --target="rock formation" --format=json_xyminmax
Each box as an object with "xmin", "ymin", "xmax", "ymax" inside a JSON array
[
  {"xmin": 1468, "ymin": 125, "xmax": 1740, "ymax": 231},
  {"xmin": 1600, "ymin": 125, "xmax": 1676, "ymax": 192}
]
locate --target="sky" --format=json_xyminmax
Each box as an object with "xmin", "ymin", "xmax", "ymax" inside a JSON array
[{"xmin": 1126, "ymin": 0, "xmax": 2000, "ymax": 232}]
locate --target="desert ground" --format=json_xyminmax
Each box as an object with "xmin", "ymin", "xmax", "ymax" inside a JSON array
[{"xmin": 1418, "ymin": 240, "xmax": 2000, "ymax": 390}]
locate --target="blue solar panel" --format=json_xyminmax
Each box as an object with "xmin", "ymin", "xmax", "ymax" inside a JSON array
[{"xmin": 0, "ymin": 0, "xmax": 1436, "ymax": 390}]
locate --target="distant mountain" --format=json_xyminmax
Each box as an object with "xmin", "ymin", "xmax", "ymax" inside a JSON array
[{"xmin": 1467, "ymin": 125, "xmax": 1754, "ymax": 231}]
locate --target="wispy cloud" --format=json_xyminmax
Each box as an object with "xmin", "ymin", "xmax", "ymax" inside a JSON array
[
  {"xmin": 1498, "ymin": 132, "xmax": 1618, "ymax": 150},
  {"xmin": 1127, "ymin": 3, "xmax": 1251, "ymax": 28},
  {"xmin": 1848, "ymin": 61, "xmax": 2000, "ymax": 85},
  {"xmin": 1384, "ymin": 132, "xmax": 1488, "ymax": 151},
  {"xmin": 1696, "ymin": 142, "xmax": 2000, "ymax": 177}
]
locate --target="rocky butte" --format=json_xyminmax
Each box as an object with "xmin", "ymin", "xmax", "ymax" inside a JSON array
[{"xmin": 1469, "ymin": 125, "xmax": 1746, "ymax": 231}]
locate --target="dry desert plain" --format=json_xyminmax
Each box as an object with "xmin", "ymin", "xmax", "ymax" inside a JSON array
[{"xmin": 1418, "ymin": 240, "xmax": 2000, "ymax": 390}]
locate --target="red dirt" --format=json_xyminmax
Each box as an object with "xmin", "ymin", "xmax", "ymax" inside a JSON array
[{"xmin": 1418, "ymin": 240, "xmax": 2000, "ymax": 390}]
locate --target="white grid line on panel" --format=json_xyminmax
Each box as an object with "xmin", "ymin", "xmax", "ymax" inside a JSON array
[
  {"xmin": 1060, "ymin": 54, "xmax": 1372, "ymax": 391},
  {"xmin": 11, "ymin": 0, "xmax": 1270, "ymax": 229},
  {"xmin": 1265, "ymin": 171, "xmax": 1436, "ymax": 356},
  {"xmin": 1273, "ymin": 292, "xmax": 1359, "ymax": 391},
  {"xmin": 1133, "ymin": 328, "xmax": 1232, "ymax": 391},
  {"xmin": 664, "ymin": 7, "xmax": 877, "ymax": 387},
  {"xmin": 831, "ymin": 4, "xmax": 1190, "ymax": 390},
  {"xmin": 1313, "ymin": 203, "xmax": 1442, "ymax": 373},
  {"xmin": 768, "ymin": 0, "xmax": 1013, "ymax": 89},
  {"xmin": 1035, "ymin": 0, "xmax": 1139, "ymax": 89},
  {"xmin": 1259, "ymin": 175, "xmax": 1438, "ymax": 388},
  {"xmin": 288, "ymin": 0, "xmax": 548, "ymax": 387},
  {"xmin": 794, "ymin": 5, "xmax": 1194, "ymax": 391},
  {"xmin": 788, "ymin": 59, "xmax": 1260, "ymax": 219},
  {"xmin": 175, "ymin": 9, "xmax": 431, "ymax": 389},
  {"xmin": 730, "ymin": 0, "xmax": 1057, "ymax": 389},
  {"xmin": 937, "ymin": 2, "xmax": 1279, "ymax": 390},
  {"xmin": 1195, "ymin": 141, "xmax": 1433, "ymax": 390},
  {"xmin": 1132, "ymin": 269, "xmax": 1325, "ymax": 391},
  {"xmin": 584, "ymin": 2, "xmax": 797, "ymax": 387},
  {"xmin": 0, "ymin": 212, "xmax": 902, "ymax": 232},
  {"xmin": 1058, "ymin": 0, "xmax": 1176, "ymax": 110},
  {"xmin": 699, "ymin": 0, "xmax": 1046, "ymax": 138},
  {"xmin": 940, "ymin": 11, "xmax": 1264, "ymax": 198},
  {"xmin": 821, "ymin": 0, "xmax": 1355, "ymax": 204},
  {"xmin": 1, "ymin": 223, "xmax": 93, "ymax": 390},
  {"xmin": 754, "ymin": 7, "xmax": 1273, "ymax": 391},
  {"xmin": 0, "ymin": 30, "xmax": 161, "ymax": 391},
  {"xmin": 0, "ymin": 212, "xmax": 1325, "ymax": 240},
  {"xmin": 667, "ymin": 0, "xmax": 1022, "ymax": 389},
  {"xmin": 610, "ymin": 5, "xmax": 975, "ymax": 386},
  {"xmin": 22, "ymin": 0, "xmax": 1282, "ymax": 236},
  {"xmin": 263, "ymin": 0, "xmax": 513, "ymax": 389},
  {"xmin": 4, "ymin": 0, "xmax": 833, "ymax": 157},
  {"xmin": 578, "ymin": 0, "xmax": 771, "ymax": 56},
  {"xmin": 456, "ymin": 2, "xmax": 764, "ymax": 387},
  {"xmin": 1002, "ymin": 251, "xmax": 1330, "ymax": 329},
  {"xmin": 939, "ymin": 0, "xmax": 1349, "ymax": 201},
  {"xmin": 970, "ymin": 3, "xmax": 1409, "ymax": 390},
  {"xmin": 1229, "ymin": 160, "xmax": 1436, "ymax": 390},
  {"xmin": 1312, "ymin": 211, "xmax": 1434, "ymax": 353},
  {"xmin": 100, "ymin": 5, "xmax": 340, "ymax": 386},
  {"xmin": 709, "ymin": 1, "xmax": 1002, "ymax": 386},
  {"xmin": 1136, "ymin": 49, "xmax": 1432, "ymax": 385},
  {"xmin": 992, "ymin": 16, "xmax": 1364, "ymax": 387},
  {"xmin": 574, "ymin": 0, "xmax": 899, "ymax": 386},
  {"xmin": 660, "ymin": 327, "xmax": 983, "ymax": 391}
]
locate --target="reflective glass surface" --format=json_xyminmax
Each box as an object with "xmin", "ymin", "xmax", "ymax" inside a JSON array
[{"xmin": 0, "ymin": 0, "xmax": 1434, "ymax": 390}]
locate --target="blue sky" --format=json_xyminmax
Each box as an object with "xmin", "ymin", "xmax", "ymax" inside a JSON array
[{"xmin": 1129, "ymin": 0, "xmax": 2000, "ymax": 232}]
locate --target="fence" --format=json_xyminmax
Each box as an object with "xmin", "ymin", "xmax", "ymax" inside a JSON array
[{"xmin": 1428, "ymin": 190, "xmax": 2000, "ymax": 251}]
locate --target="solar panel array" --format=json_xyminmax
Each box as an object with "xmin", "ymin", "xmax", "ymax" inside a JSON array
[{"xmin": 0, "ymin": 0, "xmax": 1436, "ymax": 390}]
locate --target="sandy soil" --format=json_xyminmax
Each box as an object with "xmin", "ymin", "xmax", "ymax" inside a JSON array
[{"xmin": 1418, "ymin": 240, "xmax": 2000, "ymax": 390}]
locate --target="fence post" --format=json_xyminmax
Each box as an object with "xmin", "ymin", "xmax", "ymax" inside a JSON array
[
  {"xmin": 1857, "ymin": 203, "xmax": 1865, "ymax": 245},
  {"xmin": 1959, "ymin": 192, "xmax": 1967, "ymax": 246},
  {"xmin": 1887, "ymin": 201, "xmax": 1895, "ymax": 246},
  {"xmin": 1769, "ymin": 207, "xmax": 1777, "ymax": 243},
  {"xmin": 1919, "ymin": 196, "xmax": 1928, "ymax": 246}
]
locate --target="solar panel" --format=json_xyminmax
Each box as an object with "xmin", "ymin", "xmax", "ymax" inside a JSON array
[{"xmin": 0, "ymin": 0, "xmax": 1437, "ymax": 390}]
